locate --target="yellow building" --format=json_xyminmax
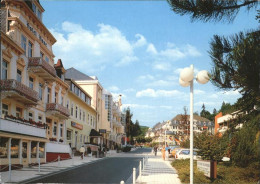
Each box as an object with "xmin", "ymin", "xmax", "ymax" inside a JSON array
[
  {"xmin": 65, "ymin": 78, "xmax": 96, "ymax": 151},
  {"xmin": 0, "ymin": 0, "xmax": 71, "ymax": 168}
]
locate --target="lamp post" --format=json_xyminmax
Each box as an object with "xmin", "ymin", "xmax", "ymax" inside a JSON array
[{"xmin": 179, "ymin": 65, "xmax": 209, "ymax": 184}]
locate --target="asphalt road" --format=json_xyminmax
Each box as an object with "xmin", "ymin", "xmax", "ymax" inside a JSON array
[{"xmin": 27, "ymin": 148, "xmax": 151, "ymax": 184}]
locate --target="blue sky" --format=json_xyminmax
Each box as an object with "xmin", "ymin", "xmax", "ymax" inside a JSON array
[{"xmin": 41, "ymin": 1, "xmax": 258, "ymax": 127}]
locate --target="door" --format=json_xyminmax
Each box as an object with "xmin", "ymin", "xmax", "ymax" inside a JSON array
[{"xmin": 22, "ymin": 142, "xmax": 28, "ymax": 166}]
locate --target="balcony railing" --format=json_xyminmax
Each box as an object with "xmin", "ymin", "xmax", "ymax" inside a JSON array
[
  {"xmin": 0, "ymin": 79, "xmax": 39, "ymax": 105},
  {"xmin": 46, "ymin": 103, "xmax": 70, "ymax": 119},
  {"xmin": 28, "ymin": 57, "xmax": 56, "ymax": 80}
]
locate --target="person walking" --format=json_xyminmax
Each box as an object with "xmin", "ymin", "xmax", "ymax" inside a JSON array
[
  {"xmin": 79, "ymin": 145, "xmax": 85, "ymax": 160},
  {"xmin": 161, "ymin": 146, "xmax": 166, "ymax": 160},
  {"xmin": 154, "ymin": 146, "xmax": 158, "ymax": 156}
]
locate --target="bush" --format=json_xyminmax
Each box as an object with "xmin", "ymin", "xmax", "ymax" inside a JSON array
[{"xmin": 122, "ymin": 146, "xmax": 131, "ymax": 152}]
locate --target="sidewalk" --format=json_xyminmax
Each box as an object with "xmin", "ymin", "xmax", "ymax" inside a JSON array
[
  {"xmin": 136, "ymin": 151, "xmax": 181, "ymax": 184},
  {"xmin": 0, "ymin": 150, "xmax": 120, "ymax": 183}
]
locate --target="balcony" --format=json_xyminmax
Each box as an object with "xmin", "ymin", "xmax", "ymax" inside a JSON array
[
  {"xmin": 46, "ymin": 103, "xmax": 70, "ymax": 119},
  {"xmin": 28, "ymin": 57, "xmax": 56, "ymax": 80},
  {"xmin": 0, "ymin": 79, "xmax": 39, "ymax": 105},
  {"xmin": 0, "ymin": 117, "xmax": 46, "ymax": 138}
]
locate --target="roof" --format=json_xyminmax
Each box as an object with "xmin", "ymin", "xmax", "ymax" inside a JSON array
[
  {"xmin": 171, "ymin": 114, "xmax": 211, "ymax": 122},
  {"xmin": 65, "ymin": 67, "xmax": 93, "ymax": 81},
  {"xmin": 89, "ymin": 129, "xmax": 102, "ymax": 137}
]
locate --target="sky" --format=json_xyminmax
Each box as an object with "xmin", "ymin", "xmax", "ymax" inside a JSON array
[{"xmin": 40, "ymin": 1, "xmax": 258, "ymax": 128}]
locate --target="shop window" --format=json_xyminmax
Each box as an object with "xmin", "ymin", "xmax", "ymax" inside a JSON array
[
  {"xmin": 39, "ymin": 142, "xmax": 45, "ymax": 158},
  {"xmin": 11, "ymin": 139, "xmax": 19, "ymax": 158},
  {"xmin": 22, "ymin": 142, "xmax": 27, "ymax": 158},
  {"xmin": 67, "ymin": 130, "xmax": 72, "ymax": 140},
  {"xmin": 2, "ymin": 104, "xmax": 8, "ymax": 116},
  {"xmin": 2, "ymin": 60, "xmax": 8, "ymax": 80},
  {"xmin": 31, "ymin": 141, "xmax": 37, "ymax": 158},
  {"xmin": 17, "ymin": 69, "xmax": 22, "ymax": 82},
  {"xmin": 29, "ymin": 77, "xmax": 34, "ymax": 89},
  {"xmin": 0, "ymin": 137, "xmax": 8, "ymax": 158},
  {"xmin": 16, "ymin": 107, "xmax": 22, "ymax": 118},
  {"xmin": 38, "ymin": 115, "xmax": 42, "ymax": 123}
]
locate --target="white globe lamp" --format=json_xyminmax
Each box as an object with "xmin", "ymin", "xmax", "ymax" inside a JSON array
[
  {"xmin": 179, "ymin": 78, "xmax": 190, "ymax": 87},
  {"xmin": 180, "ymin": 67, "xmax": 194, "ymax": 82},
  {"xmin": 196, "ymin": 70, "xmax": 210, "ymax": 84}
]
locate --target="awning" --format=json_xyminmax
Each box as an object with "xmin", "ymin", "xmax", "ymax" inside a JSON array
[{"xmin": 89, "ymin": 129, "xmax": 102, "ymax": 137}]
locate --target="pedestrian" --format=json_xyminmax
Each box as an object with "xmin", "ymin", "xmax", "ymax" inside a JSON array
[
  {"xmin": 161, "ymin": 145, "xmax": 165, "ymax": 160},
  {"xmin": 154, "ymin": 146, "xmax": 157, "ymax": 156},
  {"xmin": 79, "ymin": 145, "xmax": 85, "ymax": 160}
]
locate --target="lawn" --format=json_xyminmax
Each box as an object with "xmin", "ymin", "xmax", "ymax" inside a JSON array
[{"xmin": 171, "ymin": 159, "xmax": 259, "ymax": 184}]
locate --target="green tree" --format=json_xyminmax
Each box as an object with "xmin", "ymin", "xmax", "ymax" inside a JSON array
[
  {"xmin": 167, "ymin": 0, "xmax": 259, "ymax": 23},
  {"xmin": 200, "ymin": 103, "xmax": 212, "ymax": 121},
  {"xmin": 132, "ymin": 120, "xmax": 141, "ymax": 137},
  {"xmin": 125, "ymin": 107, "xmax": 134, "ymax": 142},
  {"xmin": 210, "ymin": 30, "xmax": 260, "ymax": 112}
]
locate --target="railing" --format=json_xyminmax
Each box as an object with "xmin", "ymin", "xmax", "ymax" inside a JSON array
[
  {"xmin": 46, "ymin": 103, "xmax": 70, "ymax": 117},
  {"xmin": 0, "ymin": 79, "xmax": 39, "ymax": 103},
  {"xmin": 28, "ymin": 57, "xmax": 56, "ymax": 77}
]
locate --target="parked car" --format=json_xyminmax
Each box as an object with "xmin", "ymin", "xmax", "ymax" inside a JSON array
[{"xmin": 175, "ymin": 149, "xmax": 198, "ymax": 160}]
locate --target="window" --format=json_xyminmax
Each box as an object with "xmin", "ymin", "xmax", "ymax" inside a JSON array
[
  {"xmin": 37, "ymin": 9, "xmax": 42, "ymax": 20},
  {"xmin": 67, "ymin": 130, "xmax": 72, "ymax": 140},
  {"xmin": 67, "ymin": 100, "xmax": 69, "ymax": 109},
  {"xmin": 28, "ymin": 41, "xmax": 33, "ymax": 57},
  {"xmin": 29, "ymin": 77, "xmax": 34, "ymax": 89},
  {"xmin": 61, "ymin": 96, "xmax": 64, "ymax": 106},
  {"xmin": 21, "ymin": 34, "xmax": 27, "ymax": 54},
  {"xmin": 45, "ymin": 56, "xmax": 49, "ymax": 63},
  {"xmin": 11, "ymin": 139, "xmax": 19, "ymax": 158},
  {"xmin": 91, "ymin": 116, "xmax": 93, "ymax": 126},
  {"xmin": 88, "ymin": 114, "xmax": 90, "ymax": 124},
  {"xmin": 79, "ymin": 109, "xmax": 82, "ymax": 120},
  {"xmin": 71, "ymin": 103, "xmax": 74, "ymax": 116},
  {"xmin": 47, "ymin": 88, "xmax": 51, "ymax": 103},
  {"xmin": 75, "ymin": 106, "xmax": 78, "ymax": 118},
  {"xmin": 80, "ymin": 134, "xmax": 82, "ymax": 143},
  {"xmin": 28, "ymin": 112, "xmax": 33, "ymax": 121},
  {"xmin": 22, "ymin": 142, "xmax": 27, "ymax": 158},
  {"xmin": 39, "ymin": 142, "xmax": 45, "ymax": 158},
  {"xmin": 83, "ymin": 112, "xmax": 85, "ymax": 122},
  {"xmin": 0, "ymin": 137, "xmax": 8, "ymax": 158},
  {"xmin": 16, "ymin": 69, "xmax": 22, "ymax": 82},
  {"xmin": 60, "ymin": 124, "xmax": 63, "ymax": 138},
  {"xmin": 40, "ymin": 52, "xmax": 44, "ymax": 58},
  {"xmin": 53, "ymin": 122, "xmax": 57, "ymax": 136},
  {"xmin": 39, "ymin": 83, "xmax": 43, "ymax": 100},
  {"xmin": 2, "ymin": 104, "xmax": 8, "ymax": 116},
  {"xmin": 38, "ymin": 115, "xmax": 42, "ymax": 123},
  {"xmin": 32, "ymin": 3, "xmax": 36, "ymax": 13},
  {"xmin": 2, "ymin": 60, "xmax": 8, "ymax": 79},
  {"xmin": 16, "ymin": 107, "xmax": 22, "ymax": 118},
  {"xmin": 55, "ymin": 92, "xmax": 58, "ymax": 103},
  {"xmin": 31, "ymin": 141, "xmax": 37, "ymax": 158}
]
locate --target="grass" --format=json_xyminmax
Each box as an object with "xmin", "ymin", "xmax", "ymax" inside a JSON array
[{"xmin": 171, "ymin": 159, "xmax": 259, "ymax": 184}]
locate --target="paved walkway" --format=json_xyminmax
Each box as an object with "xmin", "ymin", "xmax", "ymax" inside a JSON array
[{"xmin": 136, "ymin": 152, "xmax": 181, "ymax": 184}]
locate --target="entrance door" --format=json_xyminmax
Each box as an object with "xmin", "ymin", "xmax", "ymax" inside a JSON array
[{"xmin": 22, "ymin": 142, "xmax": 28, "ymax": 166}]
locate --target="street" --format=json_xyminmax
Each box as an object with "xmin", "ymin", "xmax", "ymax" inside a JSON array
[{"xmin": 27, "ymin": 148, "xmax": 151, "ymax": 183}]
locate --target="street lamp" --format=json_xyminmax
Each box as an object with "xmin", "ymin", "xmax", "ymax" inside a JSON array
[{"xmin": 179, "ymin": 65, "xmax": 209, "ymax": 184}]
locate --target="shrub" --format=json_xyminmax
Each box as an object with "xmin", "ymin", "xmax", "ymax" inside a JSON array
[{"xmin": 122, "ymin": 146, "xmax": 131, "ymax": 152}]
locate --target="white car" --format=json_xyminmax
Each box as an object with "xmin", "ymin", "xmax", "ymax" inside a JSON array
[{"xmin": 175, "ymin": 149, "xmax": 198, "ymax": 160}]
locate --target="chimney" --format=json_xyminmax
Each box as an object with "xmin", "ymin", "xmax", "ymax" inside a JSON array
[{"xmin": 118, "ymin": 94, "xmax": 122, "ymax": 107}]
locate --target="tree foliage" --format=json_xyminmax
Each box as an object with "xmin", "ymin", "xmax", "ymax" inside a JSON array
[
  {"xmin": 210, "ymin": 30, "xmax": 260, "ymax": 112},
  {"xmin": 167, "ymin": 0, "xmax": 259, "ymax": 23}
]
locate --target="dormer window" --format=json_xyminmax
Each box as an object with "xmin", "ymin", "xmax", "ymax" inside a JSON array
[
  {"xmin": 37, "ymin": 9, "xmax": 42, "ymax": 20},
  {"xmin": 32, "ymin": 3, "xmax": 36, "ymax": 13}
]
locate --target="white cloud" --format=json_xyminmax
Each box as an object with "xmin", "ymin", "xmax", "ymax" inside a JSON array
[
  {"xmin": 194, "ymin": 89, "xmax": 205, "ymax": 95},
  {"xmin": 133, "ymin": 34, "xmax": 147, "ymax": 48},
  {"xmin": 51, "ymin": 22, "xmax": 140, "ymax": 72},
  {"xmin": 137, "ymin": 74, "xmax": 154, "ymax": 81},
  {"xmin": 146, "ymin": 43, "xmax": 158, "ymax": 55},
  {"xmin": 136, "ymin": 88, "xmax": 182, "ymax": 98},
  {"xmin": 122, "ymin": 104, "xmax": 173, "ymax": 110},
  {"xmin": 153, "ymin": 62, "xmax": 172, "ymax": 71},
  {"xmin": 108, "ymin": 86, "xmax": 119, "ymax": 92},
  {"xmin": 123, "ymin": 88, "xmax": 136, "ymax": 93},
  {"xmin": 147, "ymin": 80, "xmax": 175, "ymax": 87}
]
